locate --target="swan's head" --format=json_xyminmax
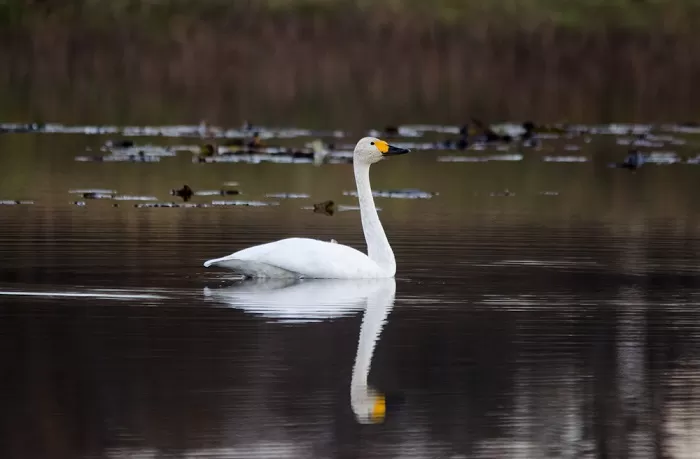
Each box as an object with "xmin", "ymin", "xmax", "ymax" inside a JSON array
[
  {"xmin": 352, "ymin": 386, "xmax": 386, "ymax": 424},
  {"xmin": 354, "ymin": 137, "xmax": 410, "ymax": 165}
]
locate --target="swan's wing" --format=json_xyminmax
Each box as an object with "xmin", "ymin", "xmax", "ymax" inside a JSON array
[{"xmin": 204, "ymin": 237, "xmax": 384, "ymax": 278}]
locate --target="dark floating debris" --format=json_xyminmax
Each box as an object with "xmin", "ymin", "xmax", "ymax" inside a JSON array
[
  {"xmin": 490, "ymin": 189, "xmax": 515, "ymax": 197},
  {"xmin": 171, "ymin": 185, "xmax": 194, "ymax": 202},
  {"xmin": 0, "ymin": 200, "xmax": 34, "ymax": 205},
  {"xmin": 305, "ymin": 201, "xmax": 381, "ymax": 216},
  {"xmin": 312, "ymin": 200, "xmax": 337, "ymax": 216},
  {"xmin": 343, "ymin": 189, "xmax": 435, "ymax": 199},
  {"xmin": 610, "ymin": 149, "xmax": 645, "ymax": 170},
  {"xmin": 539, "ymin": 191, "xmax": 560, "ymax": 196},
  {"xmin": 198, "ymin": 144, "xmax": 216, "ymax": 157},
  {"xmin": 105, "ymin": 139, "xmax": 134, "ymax": 149}
]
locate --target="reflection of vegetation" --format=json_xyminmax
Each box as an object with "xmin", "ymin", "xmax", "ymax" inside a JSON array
[{"xmin": 1, "ymin": 0, "xmax": 700, "ymax": 31}]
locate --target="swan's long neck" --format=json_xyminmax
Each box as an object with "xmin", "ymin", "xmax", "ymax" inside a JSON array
[{"xmin": 354, "ymin": 161, "xmax": 396, "ymax": 275}]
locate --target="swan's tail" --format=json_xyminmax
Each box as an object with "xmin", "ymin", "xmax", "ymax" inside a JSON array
[{"xmin": 203, "ymin": 255, "xmax": 298, "ymax": 278}]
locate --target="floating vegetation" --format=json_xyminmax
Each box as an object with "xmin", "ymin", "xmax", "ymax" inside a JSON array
[
  {"xmin": 134, "ymin": 202, "xmax": 207, "ymax": 208},
  {"xmin": 542, "ymin": 156, "xmax": 588, "ymax": 162},
  {"xmin": 112, "ymin": 195, "xmax": 158, "ymax": 201},
  {"xmin": 196, "ymin": 154, "xmax": 312, "ymax": 165},
  {"xmin": 0, "ymin": 200, "xmax": 34, "ymax": 205},
  {"xmin": 490, "ymin": 189, "xmax": 515, "ymax": 197},
  {"xmin": 343, "ymin": 188, "xmax": 435, "ymax": 199},
  {"xmin": 645, "ymin": 151, "xmax": 681, "ymax": 164},
  {"xmin": 194, "ymin": 190, "xmax": 241, "ymax": 197},
  {"xmin": 399, "ymin": 124, "xmax": 463, "ymax": 135},
  {"xmin": 69, "ymin": 189, "xmax": 158, "ymax": 202},
  {"xmin": 437, "ymin": 154, "xmax": 523, "ymax": 162},
  {"xmin": 571, "ymin": 123, "xmax": 653, "ymax": 136},
  {"xmin": 211, "ymin": 200, "xmax": 279, "ymax": 207},
  {"xmin": 265, "ymin": 193, "xmax": 310, "ymax": 199},
  {"xmin": 616, "ymin": 138, "xmax": 664, "ymax": 148},
  {"xmin": 193, "ymin": 145, "xmax": 354, "ymax": 165},
  {"xmin": 368, "ymin": 126, "xmax": 423, "ymax": 138},
  {"xmin": 75, "ymin": 154, "xmax": 162, "ymax": 162},
  {"xmin": 12, "ymin": 120, "xmax": 700, "ymax": 192},
  {"xmin": 0, "ymin": 122, "xmax": 44, "ymax": 133},
  {"xmin": 82, "ymin": 192, "xmax": 115, "ymax": 199},
  {"xmin": 69, "ymin": 189, "xmax": 116, "ymax": 194},
  {"xmin": 101, "ymin": 144, "xmax": 177, "ymax": 157}
]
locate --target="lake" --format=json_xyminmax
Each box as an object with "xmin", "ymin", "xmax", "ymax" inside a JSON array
[{"xmin": 1, "ymin": 122, "xmax": 700, "ymax": 458}]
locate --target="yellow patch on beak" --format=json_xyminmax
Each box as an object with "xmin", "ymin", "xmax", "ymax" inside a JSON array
[
  {"xmin": 371, "ymin": 394, "xmax": 386, "ymax": 423},
  {"xmin": 374, "ymin": 140, "xmax": 389, "ymax": 154}
]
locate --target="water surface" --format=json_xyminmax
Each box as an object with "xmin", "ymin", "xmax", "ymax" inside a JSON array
[{"xmin": 1, "ymin": 128, "xmax": 700, "ymax": 458}]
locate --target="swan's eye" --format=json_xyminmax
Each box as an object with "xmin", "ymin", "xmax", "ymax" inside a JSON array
[{"xmin": 370, "ymin": 142, "xmax": 375, "ymax": 145}]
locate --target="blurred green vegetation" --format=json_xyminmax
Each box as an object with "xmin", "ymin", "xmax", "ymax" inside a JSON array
[{"xmin": 1, "ymin": 0, "xmax": 700, "ymax": 33}]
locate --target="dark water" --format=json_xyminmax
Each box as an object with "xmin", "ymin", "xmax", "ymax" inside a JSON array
[{"xmin": 2, "ymin": 128, "xmax": 700, "ymax": 458}]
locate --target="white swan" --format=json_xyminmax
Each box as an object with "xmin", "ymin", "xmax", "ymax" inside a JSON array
[
  {"xmin": 203, "ymin": 137, "xmax": 410, "ymax": 278},
  {"xmin": 202, "ymin": 278, "xmax": 395, "ymax": 424}
]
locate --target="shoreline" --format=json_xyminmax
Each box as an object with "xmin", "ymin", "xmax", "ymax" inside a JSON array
[
  {"xmin": 2, "ymin": 2, "xmax": 700, "ymax": 126},
  {"xmin": 2, "ymin": 0, "xmax": 700, "ymax": 34}
]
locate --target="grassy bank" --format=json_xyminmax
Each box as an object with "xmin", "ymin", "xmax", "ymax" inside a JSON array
[
  {"xmin": 2, "ymin": 0, "xmax": 700, "ymax": 34},
  {"xmin": 2, "ymin": 0, "xmax": 700, "ymax": 126}
]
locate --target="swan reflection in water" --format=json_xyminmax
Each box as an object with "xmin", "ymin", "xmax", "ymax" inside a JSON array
[{"xmin": 204, "ymin": 278, "xmax": 396, "ymax": 424}]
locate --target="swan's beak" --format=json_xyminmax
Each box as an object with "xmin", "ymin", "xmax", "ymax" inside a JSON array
[{"xmin": 383, "ymin": 144, "xmax": 410, "ymax": 156}]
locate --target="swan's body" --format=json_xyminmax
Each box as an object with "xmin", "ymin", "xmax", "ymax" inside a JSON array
[{"xmin": 203, "ymin": 137, "xmax": 410, "ymax": 279}]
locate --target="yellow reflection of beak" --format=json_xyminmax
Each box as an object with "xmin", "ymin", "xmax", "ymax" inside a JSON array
[{"xmin": 371, "ymin": 394, "xmax": 386, "ymax": 423}]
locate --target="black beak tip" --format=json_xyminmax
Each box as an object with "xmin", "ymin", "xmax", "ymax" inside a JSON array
[{"xmin": 386, "ymin": 145, "xmax": 410, "ymax": 156}]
